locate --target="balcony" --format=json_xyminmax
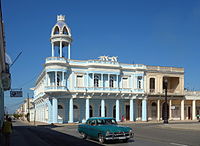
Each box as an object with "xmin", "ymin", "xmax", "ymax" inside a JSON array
[
  {"xmin": 45, "ymin": 57, "xmax": 67, "ymax": 64},
  {"xmin": 74, "ymin": 87, "xmax": 142, "ymax": 93},
  {"xmin": 45, "ymin": 86, "xmax": 67, "ymax": 92}
]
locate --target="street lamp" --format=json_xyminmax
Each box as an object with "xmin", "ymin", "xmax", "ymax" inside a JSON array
[{"xmin": 163, "ymin": 78, "xmax": 168, "ymax": 124}]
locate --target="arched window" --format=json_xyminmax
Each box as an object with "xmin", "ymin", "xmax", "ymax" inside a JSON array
[
  {"xmin": 63, "ymin": 27, "xmax": 68, "ymax": 35},
  {"xmin": 58, "ymin": 105, "xmax": 63, "ymax": 109},
  {"xmin": 90, "ymin": 105, "xmax": 93, "ymax": 117},
  {"xmin": 57, "ymin": 73, "xmax": 61, "ymax": 86},
  {"xmin": 73, "ymin": 105, "xmax": 78, "ymax": 109},
  {"xmin": 152, "ymin": 102, "xmax": 157, "ymax": 106},
  {"xmin": 150, "ymin": 78, "xmax": 155, "ymax": 92},
  {"xmin": 109, "ymin": 76, "xmax": 114, "ymax": 88},
  {"xmin": 138, "ymin": 76, "xmax": 142, "ymax": 89},
  {"xmin": 54, "ymin": 26, "xmax": 59, "ymax": 35},
  {"xmin": 94, "ymin": 74, "xmax": 100, "ymax": 87}
]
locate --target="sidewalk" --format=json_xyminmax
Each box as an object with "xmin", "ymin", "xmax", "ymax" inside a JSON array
[
  {"xmin": 157, "ymin": 120, "xmax": 200, "ymax": 131},
  {"xmin": 22, "ymin": 119, "xmax": 200, "ymax": 131}
]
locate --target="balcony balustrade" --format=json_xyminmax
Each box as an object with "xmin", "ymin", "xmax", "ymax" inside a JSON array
[{"xmin": 45, "ymin": 57, "xmax": 67, "ymax": 64}]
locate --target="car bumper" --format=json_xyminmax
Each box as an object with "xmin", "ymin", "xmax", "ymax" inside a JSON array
[{"xmin": 105, "ymin": 133, "xmax": 134, "ymax": 140}]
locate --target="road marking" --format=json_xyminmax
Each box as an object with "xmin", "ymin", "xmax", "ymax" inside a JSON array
[{"xmin": 170, "ymin": 142, "xmax": 188, "ymax": 146}]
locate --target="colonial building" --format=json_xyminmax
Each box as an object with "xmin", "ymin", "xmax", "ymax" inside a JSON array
[
  {"xmin": 32, "ymin": 15, "xmax": 199, "ymax": 124},
  {"xmin": 16, "ymin": 98, "xmax": 33, "ymax": 121}
]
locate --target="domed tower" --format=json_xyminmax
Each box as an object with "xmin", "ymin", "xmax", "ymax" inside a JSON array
[{"xmin": 50, "ymin": 15, "xmax": 72, "ymax": 59}]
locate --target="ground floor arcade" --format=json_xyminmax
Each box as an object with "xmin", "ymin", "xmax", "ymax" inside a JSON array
[{"xmin": 30, "ymin": 96, "xmax": 200, "ymax": 123}]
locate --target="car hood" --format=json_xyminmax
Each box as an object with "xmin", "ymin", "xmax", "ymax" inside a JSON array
[{"xmin": 97, "ymin": 125, "xmax": 132, "ymax": 133}]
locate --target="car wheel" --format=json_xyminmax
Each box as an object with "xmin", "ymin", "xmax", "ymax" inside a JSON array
[
  {"xmin": 98, "ymin": 134, "xmax": 105, "ymax": 144},
  {"xmin": 80, "ymin": 132, "xmax": 87, "ymax": 139},
  {"xmin": 122, "ymin": 139, "xmax": 128, "ymax": 143}
]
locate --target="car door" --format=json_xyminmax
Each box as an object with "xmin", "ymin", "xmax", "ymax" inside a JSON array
[
  {"xmin": 83, "ymin": 120, "xmax": 91, "ymax": 136},
  {"xmin": 90, "ymin": 120, "xmax": 99, "ymax": 138}
]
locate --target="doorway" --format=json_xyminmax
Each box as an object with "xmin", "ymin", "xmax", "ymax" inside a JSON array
[
  {"xmin": 126, "ymin": 105, "xmax": 130, "ymax": 121},
  {"xmin": 188, "ymin": 107, "xmax": 191, "ymax": 120}
]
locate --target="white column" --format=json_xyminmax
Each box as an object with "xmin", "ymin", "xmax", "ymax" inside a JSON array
[
  {"xmin": 60, "ymin": 41, "xmax": 62, "ymax": 57},
  {"xmin": 116, "ymin": 99, "xmax": 120, "ymax": 121},
  {"xmin": 52, "ymin": 98, "xmax": 58, "ymax": 123},
  {"xmin": 101, "ymin": 74, "xmax": 103, "ymax": 87},
  {"xmin": 55, "ymin": 71, "xmax": 57, "ymax": 86},
  {"xmin": 108, "ymin": 74, "xmax": 110, "ymax": 87},
  {"xmin": 101, "ymin": 99, "xmax": 105, "ymax": 117},
  {"xmin": 169, "ymin": 100, "xmax": 172, "ymax": 120},
  {"xmin": 181, "ymin": 99, "xmax": 185, "ymax": 120},
  {"xmin": 130, "ymin": 99, "xmax": 134, "ymax": 121},
  {"xmin": 86, "ymin": 73, "xmax": 88, "ymax": 87},
  {"xmin": 68, "ymin": 98, "xmax": 73, "ymax": 123},
  {"xmin": 46, "ymin": 72, "xmax": 48, "ymax": 86},
  {"xmin": 85, "ymin": 98, "xmax": 90, "ymax": 120},
  {"xmin": 92, "ymin": 73, "xmax": 95, "ymax": 87},
  {"xmin": 68, "ymin": 44, "xmax": 71, "ymax": 59},
  {"xmin": 192, "ymin": 100, "xmax": 196, "ymax": 120},
  {"xmin": 51, "ymin": 42, "xmax": 54, "ymax": 57},
  {"xmin": 157, "ymin": 99, "xmax": 160, "ymax": 121},
  {"xmin": 116, "ymin": 75, "xmax": 118, "ymax": 88},
  {"xmin": 144, "ymin": 75, "xmax": 146, "ymax": 92},
  {"xmin": 142, "ymin": 98, "xmax": 147, "ymax": 121}
]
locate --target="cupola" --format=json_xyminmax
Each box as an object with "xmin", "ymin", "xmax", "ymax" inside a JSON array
[{"xmin": 50, "ymin": 15, "xmax": 72, "ymax": 59}]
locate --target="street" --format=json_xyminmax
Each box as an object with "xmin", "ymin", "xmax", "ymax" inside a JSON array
[{"xmin": 5, "ymin": 120, "xmax": 200, "ymax": 146}]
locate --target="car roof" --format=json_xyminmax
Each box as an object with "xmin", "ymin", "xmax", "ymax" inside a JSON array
[{"xmin": 87, "ymin": 117, "xmax": 115, "ymax": 120}]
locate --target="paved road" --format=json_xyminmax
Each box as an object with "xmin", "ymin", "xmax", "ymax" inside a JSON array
[
  {"xmin": 53, "ymin": 122, "xmax": 200, "ymax": 146},
  {"xmin": 5, "ymin": 120, "xmax": 200, "ymax": 146},
  {"xmin": 7, "ymin": 120, "xmax": 101, "ymax": 146}
]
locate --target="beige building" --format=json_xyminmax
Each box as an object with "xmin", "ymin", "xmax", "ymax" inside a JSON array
[{"xmin": 145, "ymin": 65, "xmax": 199, "ymax": 121}]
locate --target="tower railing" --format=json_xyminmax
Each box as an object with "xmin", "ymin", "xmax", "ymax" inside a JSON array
[{"xmin": 46, "ymin": 57, "xmax": 67, "ymax": 63}]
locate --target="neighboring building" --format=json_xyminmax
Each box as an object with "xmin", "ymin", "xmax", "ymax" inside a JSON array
[
  {"xmin": 32, "ymin": 15, "xmax": 199, "ymax": 124},
  {"xmin": 0, "ymin": 2, "xmax": 11, "ymax": 127},
  {"xmin": 16, "ymin": 98, "xmax": 33, "ymax": 121}
]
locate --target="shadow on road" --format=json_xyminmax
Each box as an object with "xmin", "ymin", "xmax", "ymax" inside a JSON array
[{"xmin": 9, "ymin": 124, "xmax": 102, "ymax": 146}]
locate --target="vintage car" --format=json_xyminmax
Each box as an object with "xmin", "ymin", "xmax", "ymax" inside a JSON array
[{"xmin": 78, "ymin": 117, "xmax": 134, "ymax": 143}]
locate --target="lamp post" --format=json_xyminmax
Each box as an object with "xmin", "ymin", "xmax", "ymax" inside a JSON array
[{"xmin": 163, "ymin": 78, "xmax": 168, "ymax": 124}]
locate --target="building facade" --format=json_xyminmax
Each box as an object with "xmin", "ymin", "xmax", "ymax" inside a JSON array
[
  {"xmin": 32, "ymin": 15, "xmax": 199, "ymax": 124},
  {"xmin": 16, "ymin": 98, "xmax": 33, "ymax": 121},
  {"xmin": 0, "ymin": 2, "xmax": 11, "ymax": 128}
]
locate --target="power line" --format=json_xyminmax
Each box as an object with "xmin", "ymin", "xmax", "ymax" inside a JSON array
[{"xmin": 10, "ymin": 51, "xmax": 22, "ymax": 68}]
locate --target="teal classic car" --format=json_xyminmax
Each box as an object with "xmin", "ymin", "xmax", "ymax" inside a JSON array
[{"xmin": 78, "ymin": 117, "xmax": 134, "ymax": 144}]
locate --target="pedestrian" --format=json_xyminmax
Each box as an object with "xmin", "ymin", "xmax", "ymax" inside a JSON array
[
  {"xmin": 121, "ymin": 115, "xmax": 125, "ymax": 122},
  {"xmin": 2, "ymin": 116, "xmax": 13, "ymax": 146}
]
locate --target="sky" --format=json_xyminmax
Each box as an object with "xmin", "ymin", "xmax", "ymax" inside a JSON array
[{"xmin": 2, "ymin": 0, "xmax": 200, "ymax": 113}]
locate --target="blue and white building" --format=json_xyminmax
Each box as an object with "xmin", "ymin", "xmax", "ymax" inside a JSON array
[{"xmin": 32, "ymin": 15, "xmax": 200, "ymax": 124}]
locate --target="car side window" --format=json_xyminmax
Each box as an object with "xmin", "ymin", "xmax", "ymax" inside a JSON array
[
  {"xmin": 86, "ymin": 120, "xmax": 90, "ymax": 125},
  {"xmin": 90, "ymin": 120, "xmax": 96, "ymax": 126}
]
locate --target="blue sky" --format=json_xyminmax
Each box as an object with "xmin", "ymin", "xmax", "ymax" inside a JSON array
[{"xmin": 2, "ymin": 0, "xmax": 200, "ymax": 113}]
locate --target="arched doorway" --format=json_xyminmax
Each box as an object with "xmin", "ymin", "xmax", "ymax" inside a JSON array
[
  {"xmin": 90, "ymin": 105, "xmax": 93, "ymax": 117},
  {"xmin": 162, "ymin": 102, "xmax": 169, "ymax": 120},
  {"xmin": 58, "ymin": 104, "xmax": 64, "ymax": 122},
  {"xmin": 151, "ymin": 102, "xmax": 157, "ymax": 120},
  {"xmin": 73, "ymin": 105, "xmax": 80, "ymax": 122},
  {"xmin": 113, "ymin": 105, "xmax": 116, "ymax": 118}
]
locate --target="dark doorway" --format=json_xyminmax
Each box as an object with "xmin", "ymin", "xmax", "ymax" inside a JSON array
[
  {"xmin": 90, "ymin": 105, "xmax": 93, "ymax": 117},
  {"xmin": 113, "ymin": 105, "xmax": 116, "ymax": 118},
  {"xmin": 188, "ymin": 107, "xmax": 191, "ymax": 120},
  {"xmin": 126, "ymin": 105, "xmax": 130, "ymax": 121},
  {"xmin": 162, "ymin": 103, "xmax": 169, "ymax": 120}
]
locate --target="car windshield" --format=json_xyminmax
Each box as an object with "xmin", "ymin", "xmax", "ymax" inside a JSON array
[{"xmin": 96, "ymin": 119, "xmax": 117, "ymax": 125}]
